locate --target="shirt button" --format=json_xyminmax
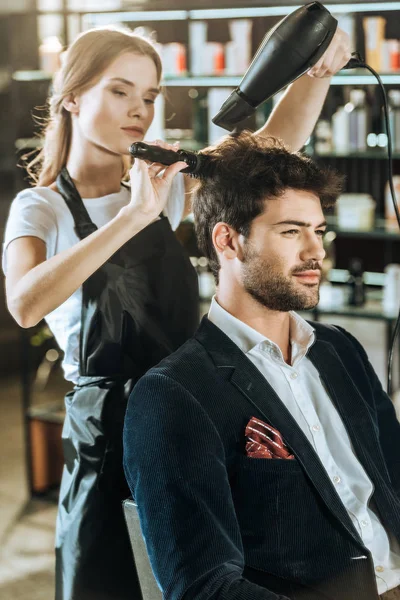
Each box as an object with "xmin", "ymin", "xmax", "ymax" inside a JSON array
[
  {"xmin": 375, "ymin": 566, "xmax": 384, "ymax": 573},
  {"xmin": 312, "ymin": 424, "xmax": 320, "ymax": 432},
  {"xmin": 360, "ymin": 520, "xmax": 368, "ymax": 527},
  {"xmin": 333, "ymin": 475, "xmax": 341, "ymax": 484},
  {"xmin": 290, "ymin": 372, "xmax": 298, "ymax": 379}
]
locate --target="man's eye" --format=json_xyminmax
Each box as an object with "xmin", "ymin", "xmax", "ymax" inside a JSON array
[
  {"xmin": 282, "ymin": 229, "xmax": 299, "ymax": 235},
  {"xmin": 316, "ymin": 230, "xmax": 327, "ymax": 237}
]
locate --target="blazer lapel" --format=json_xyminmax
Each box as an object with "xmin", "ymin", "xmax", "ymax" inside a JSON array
[
  {"xmin": 308, "ymin": 339, "xmax": 391, "ymax": 485},
  {"xmin": 195, "ymin": 317, "xmax": 363, "ymax": 547}
]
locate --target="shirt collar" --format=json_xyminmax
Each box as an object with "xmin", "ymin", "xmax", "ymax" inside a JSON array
[
  {"xmin": 208, "ymin": 296, "xmax": 315, "ymax": 363},
  {"xmin": 208, "ymin": 296, "xmax": 266, "ymax": 355}
]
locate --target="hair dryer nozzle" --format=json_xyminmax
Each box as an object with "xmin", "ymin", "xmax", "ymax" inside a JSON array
[
  {"xmin": 212, "ymin": 89, "xmax": 256, "ymax": 132},
  {"xmin": 211, "ymin": 1, "xmax": 337, "ymax": 132}
]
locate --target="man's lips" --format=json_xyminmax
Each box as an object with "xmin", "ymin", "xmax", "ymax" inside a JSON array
[{"xmin": 292, "ymin": 270, "xmax": 321, "ymax": 283}]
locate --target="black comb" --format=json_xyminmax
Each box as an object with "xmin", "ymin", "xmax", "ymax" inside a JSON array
[{"xmin": 129, "ymin": 142, "xmax": 214, "ymax": 179}]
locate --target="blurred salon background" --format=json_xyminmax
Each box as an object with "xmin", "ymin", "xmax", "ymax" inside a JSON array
[{"xmin": 1, "ymin": 1, "xmax": 400, "ymax": 598}]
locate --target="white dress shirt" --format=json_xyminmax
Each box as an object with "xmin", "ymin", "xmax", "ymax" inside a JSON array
[{"xmin": 208, "ymin": 297, "xmax": 400, "ymax": 594}]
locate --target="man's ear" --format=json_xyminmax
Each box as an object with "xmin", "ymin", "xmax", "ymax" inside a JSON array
[
  {"xmin": 62, "ymin": 93, "xmax": 80, "ymax": 114},
  {"xmin": 212, "ymin": 222, "xmax": 243, "ymax": 261}
]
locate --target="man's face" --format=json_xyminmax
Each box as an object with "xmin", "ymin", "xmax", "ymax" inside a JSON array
[{"xmin": 240, "ymin": 189, "xmax": 327, "ymax": 311}]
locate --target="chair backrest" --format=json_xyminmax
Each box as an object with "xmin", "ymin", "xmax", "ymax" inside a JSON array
[{"xmin": 123, "ymin": 498, "xmax": 163, "ymax": 600}]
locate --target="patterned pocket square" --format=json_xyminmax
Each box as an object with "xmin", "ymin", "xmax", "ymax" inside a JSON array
[{"xmin": 245, "ymin": 416, "xmax": 295, "ymax": 459}]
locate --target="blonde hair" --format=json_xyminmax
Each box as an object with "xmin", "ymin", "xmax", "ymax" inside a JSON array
[{"xmin": 27, "ymin": 26, "xmax": 162, "ymax": 186}]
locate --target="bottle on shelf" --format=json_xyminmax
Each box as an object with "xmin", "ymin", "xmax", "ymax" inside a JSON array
[
  {"xmin": 384, "ymin": 176, "xmax": 400, "ymax": 230},
  {"xmin": 336, "ymin": 193, "xmax": 376, "ymax": 231},
  {"xmin": 345, "ymin": 89, "xmax": 369, "ymax": 152},
  {"xmin": 331, "ymin": 105, "xmax": 350, "ymax": 153},
  {"xmin": 160, "ymin": 43, "xmax": 187, "ymax": 77},
  {"xmin": 189, "ymin": 21, "xmax": 208, "ymax": 76},
  {"xmin": 190, "ymin": 88, "xmax": 209, "ymax": 145},
  {"xmin": 347, "ymin": 257, "xmax": 366, "ymax": 307},
  {"xmin": 314, "ymin": 119, "xmax": 332, "ymax": 154},
  {"xmin": 363, "ymin": 16, "xmax": 386, "ymax": 72},
  {"xmin": 387, "ymin": 89, "xmax": 400, "ymax": 152},
  {"xmin": 383, "ymin": 264, "xmax": 400, "ymax": 314},
  {"xmin": 211, "ymin": 43, "xmax": 225, "ymax": 76},
  {"xmin": 225, "ymin": 19, "xmax": 253, "ymax": 75},
  {"xmin": 381, "ymin": 40, "xmax": 400, "ymax": 73},
  {"xmin": 38, "ymin": 36, "xmax": 63, "ymax": 74}
]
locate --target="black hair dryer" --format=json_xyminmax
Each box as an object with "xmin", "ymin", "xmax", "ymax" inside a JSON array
[{"xmin": 212, "ymin": 1, "xmax": 362, "ymax": 131}]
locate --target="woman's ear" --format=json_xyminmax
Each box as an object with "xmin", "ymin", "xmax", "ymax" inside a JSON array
[{"xmin": 62, "ymin": 93, "xmax": 80, "ymax": 114}]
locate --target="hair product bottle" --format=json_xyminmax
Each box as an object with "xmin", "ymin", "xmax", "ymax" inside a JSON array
[
  {"xmin": 347, "ymin": 257, "xmax": 366, "ymax": 306},
  {"xmin": 346, "ymin": 89, "xmax": 368, "ymax": 152}
]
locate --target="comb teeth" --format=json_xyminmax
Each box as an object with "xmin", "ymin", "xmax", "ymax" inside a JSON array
[
  {"xmin": 181, "ymin": 152, "xmax": 199, "ymax": 172},
  {"xmin": 184, "ymin": 154, "xmax": 215, "ymax": 179}
]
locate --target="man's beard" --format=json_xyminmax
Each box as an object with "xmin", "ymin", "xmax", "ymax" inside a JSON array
[{"xmin": 241, "ymin": 243, "xmax": 321, "ymax": 312}]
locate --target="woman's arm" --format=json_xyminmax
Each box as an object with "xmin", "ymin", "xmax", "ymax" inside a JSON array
[
  {"xmin": 182, "ymin": 28, "xmax": 352, "ymax": 206},
  {"xmin": 255, "ymin": 28, "xmax": 351, "ymax": 151},
  {"xmin": 255, "ymin": 75, "xmax": 332, "ymax": 152},
  {"xmin": 6, "ymin": 158, "xmax": 186, "ymax": 328},
  {"xmin": 6, "ymin": 213, "xmax": 143, "ymax": 328}
]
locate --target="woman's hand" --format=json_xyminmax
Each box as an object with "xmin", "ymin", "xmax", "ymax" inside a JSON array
[
  {"xmin": 307, "ymin": 27, "xmax": 352, "ymax": 78},
  {"xmin": 126, "ymin": 140, "xmax": 187, "ymax": 226}
]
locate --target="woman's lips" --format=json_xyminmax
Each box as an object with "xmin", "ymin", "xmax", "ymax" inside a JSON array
[{"xmin": 121, "ymin": 127, "xmax": 144, "ymax": 137}]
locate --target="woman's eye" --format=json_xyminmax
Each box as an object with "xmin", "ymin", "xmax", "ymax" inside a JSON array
[
  {"xmin": 144, "ymin": 98, "xmax": 156, "ymax": 105},
  {"xmin": 113, "ymin": 89, "xmax": 127, "ymax": 97}
]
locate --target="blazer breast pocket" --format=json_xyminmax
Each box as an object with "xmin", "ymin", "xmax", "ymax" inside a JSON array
[{"xmin": 231, "ymin": 454, "xmax": 305, "ymax": 539}]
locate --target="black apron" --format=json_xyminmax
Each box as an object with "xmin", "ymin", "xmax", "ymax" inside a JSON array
[{"xmin": 54, "ymin": 168, "xmax": 199, "ymax": 600}]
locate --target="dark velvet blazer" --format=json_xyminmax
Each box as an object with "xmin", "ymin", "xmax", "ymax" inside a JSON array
[{"xmin": 123, "ymin": 317, "xmax": 400, "ymax": 600}]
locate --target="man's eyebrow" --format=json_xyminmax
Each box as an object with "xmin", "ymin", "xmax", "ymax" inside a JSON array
[
  {"xmin": 108, "ymin": 77, "xmax": 160, "ymax": 94},
  {"xmin": 272, "ymin": 220, "xmax": 327, "ymax": 228}
]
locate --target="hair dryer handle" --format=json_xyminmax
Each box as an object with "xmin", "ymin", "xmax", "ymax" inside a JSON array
[{"xmin": 342, "ymin": 51, "xmax": 364, "ymax": 70}]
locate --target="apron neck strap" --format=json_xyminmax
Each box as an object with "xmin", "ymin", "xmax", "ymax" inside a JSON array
[{"xmin": 56, "ymin": 167, "xmax": 98, "ymax": 240}]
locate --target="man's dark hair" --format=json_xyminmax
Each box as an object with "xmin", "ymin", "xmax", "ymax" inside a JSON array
[{"xmin": 193, "ymin": 131, "xmax": 344, "ymax": 281}]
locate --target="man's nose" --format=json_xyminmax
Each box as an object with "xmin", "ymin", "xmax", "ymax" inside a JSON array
[{"xmin": 300, "ymin": 233, "xmax": 326, "ymax": 263}]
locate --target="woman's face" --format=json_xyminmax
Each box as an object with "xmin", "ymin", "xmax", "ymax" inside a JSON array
[{"xmin": 72, "ymin": 52, "xmax": 160, "ymax": 156}]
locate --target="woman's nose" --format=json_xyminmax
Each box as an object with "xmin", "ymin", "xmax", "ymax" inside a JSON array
[{"xmin": 128, "ymin": 98, "xmax": 147, "ymax": 119}]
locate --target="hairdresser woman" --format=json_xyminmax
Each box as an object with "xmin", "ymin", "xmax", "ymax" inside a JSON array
[{"xmin": 3, "ymin": 25, "xmax": 350, "ymax": 600}]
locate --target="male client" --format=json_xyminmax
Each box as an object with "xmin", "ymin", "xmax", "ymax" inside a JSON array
[{"xmin": 123, "ymin": 132, "xmax": 400, "ymax": 600}]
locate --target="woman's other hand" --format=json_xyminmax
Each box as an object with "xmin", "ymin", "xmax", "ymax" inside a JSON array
[
  {"xmin": 127, "ymin": 140, "xmax": 186, "ymax": 225},
  {"xmin": 307, "ymin": 27, "xmax": 352, "ymax": 78}
]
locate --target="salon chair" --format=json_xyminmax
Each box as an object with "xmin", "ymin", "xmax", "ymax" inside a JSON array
[{"xmin": 123, "ymin": 498, "xmax": 163, "ymax": 600}]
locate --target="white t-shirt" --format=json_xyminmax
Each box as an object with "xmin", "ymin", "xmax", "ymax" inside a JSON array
[{"xmin": 2, "ymin": 174, "xmax": 186, "ymax": 383}]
